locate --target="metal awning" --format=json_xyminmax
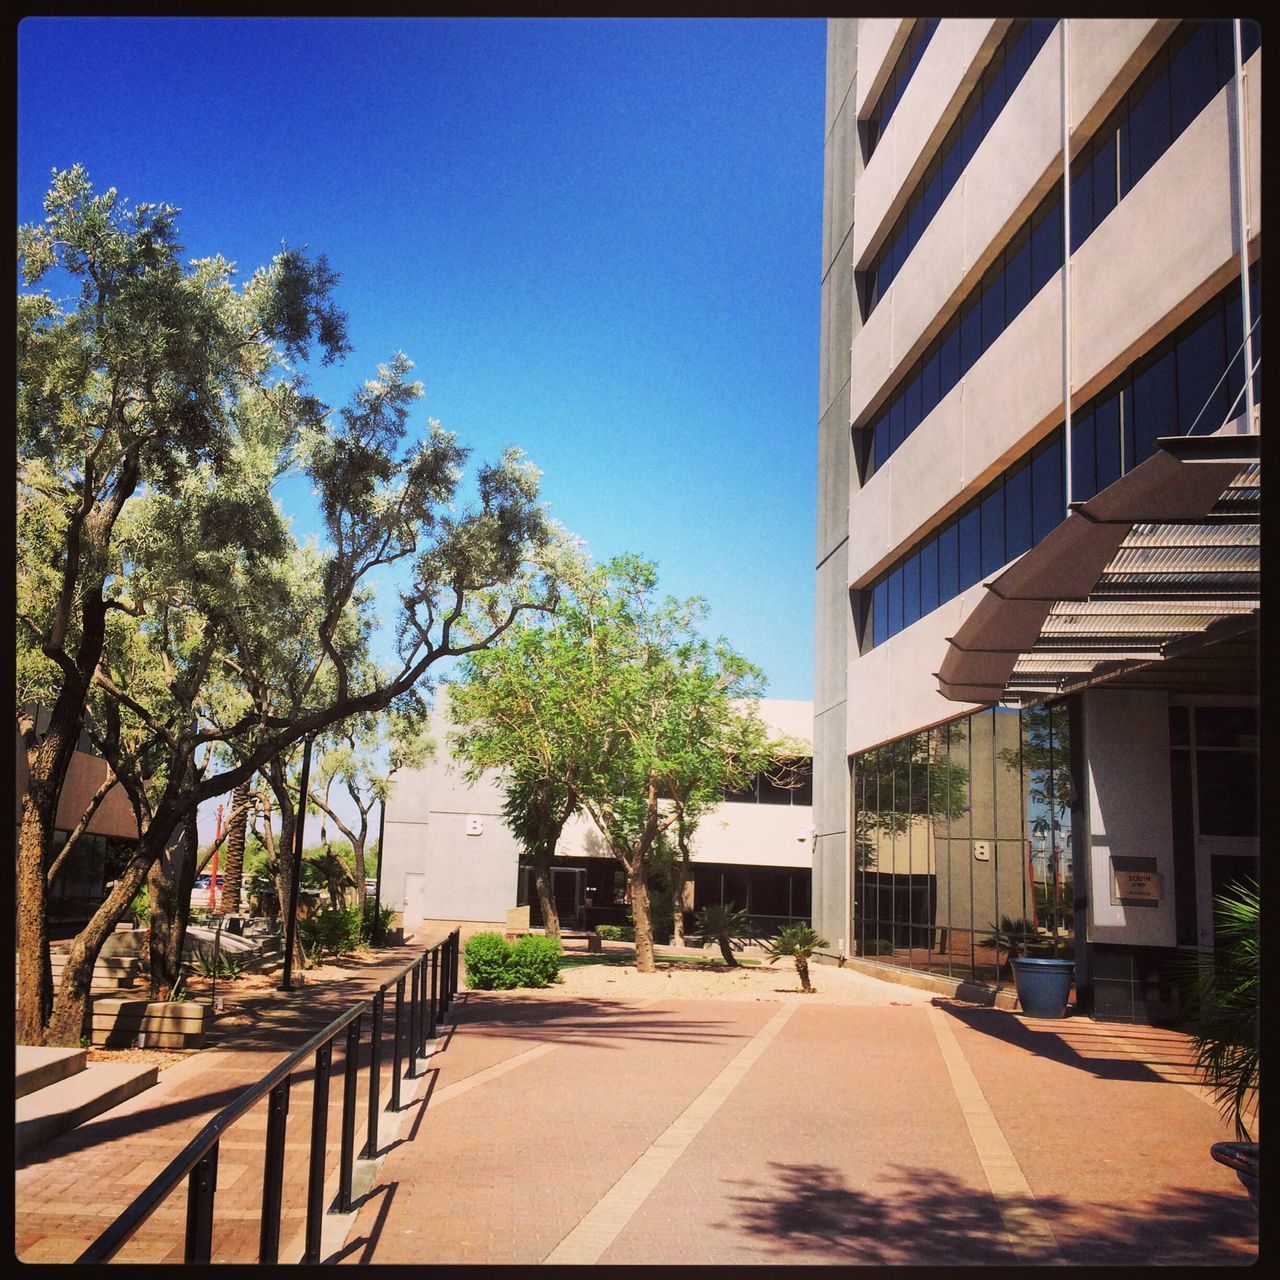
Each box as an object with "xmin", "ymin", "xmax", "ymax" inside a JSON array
[{"xmin": 936, "ymin": 434, "xmax": 1260, "ymax": 707}]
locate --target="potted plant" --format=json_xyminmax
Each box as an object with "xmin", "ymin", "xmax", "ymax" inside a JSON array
[
  {"xmin": 1180, "ymin": 881, "xmax": 1259, "ymax": 1207},
  {"xmin": 980, "ymin": 915, "xmax": 1074, "ymax": 1018}
]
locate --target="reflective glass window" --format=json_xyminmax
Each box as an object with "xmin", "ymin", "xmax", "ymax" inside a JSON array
[
  {"xmin": 960, "ymin": 294, "xmax": 983, "ymax": 372},
  {"xmin": 903, "ymin": 554, "xmax": 921, "ymax": 629},
  {"xmin": 1005, "ymin": 460, "xmax": 1032, "ymax": 560},
  {"xmin": 939, "ymin": 322, "xmax": 960, "ymax": 393},
  {"xmin": 1171, "ymin": 23, "xmax": 1218, "ymax": 136},
  {"xmin": 938, "ymin": 520, "xmax": 959, "ymax": 601},
  {"xmin": 981, "ymin": 54, "xmax": 1006, "ymax": 133},
  {"xmin": 981, "ymin": 260, "xmax": 1004, "ymax": 353},
  {"xmin": 922, "ymin": 155, "xmax": 943, "ymax": 222},
  {"xmin": 1032, "ymin": 434, "xmax": 1064, "ymax": 543},
  {"xmin": 1071, "ymin": 409, "xmax": 1097, "ymax": 503},
  {"xmin": 1127, "ymin": 60, "xmax": 1172, "ymax": 191},
  {"xmin": 872, "ymin": 578, "xmax": 888, "ymax": 648},
  {"xmin": 1069, "ymin": 154, "xmax": 1093, "ymax": 251},
  {"xmin": 941, "ymin": 119, "xmax": 963, "ymax": 191},
  {"xmin": 1132, "ymin": 347, "xmax": 1177, "ymax": 464},
  {"xmin": 1031, "ymin": 196, "xmax": 1062, "ymax": 295},
  {"xmin": 889, "ymin": 393, "xmax": 906, "ymax": 452},
  {"xmin": 980, "ymin": 483, "xmax": 1005, "ymax": 577},
  {"xmin": 904, "ymin": 369, "xmax": 922, "ymax": 436},
  {"xmin": 1005, "ymin": 226, "xmax": 1032, "ymax": 322},
  {"xmin": 958, "ymin": 505, "xmax": 981, "ymax": 589},
  {"xmin": 921, "ymin": 345, "xmax": 941, "ymax": 420},
  {"xmin": 960, "ymin": 96, "xmax": 982, "ymax": 168},
  {"xmin": 1177, "ymin": 306, "xmax": 1228, "ymax": 434},
  {"xmin": 1092, "ymin": 130, "xmax": 1118, "ymax": 228},
  {"xmin": 920, "ymin": 537, "xmax": 940, "ymax": 615},
  {"xmin": 1094, "ymin": 393, "xmax": 1122, "ymax": 491},
  {"xmin": 874, "ymin": 414, "xmax": 889, "ymax": 471},
  {"xmin": 886, "ymin": 564, "xmax": 904, "ymax": 637}
]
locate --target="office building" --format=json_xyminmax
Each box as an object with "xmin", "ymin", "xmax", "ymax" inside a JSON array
[{"xmin": 814, "ymin": 18, "xmax": 1260, "ymax": 1021}]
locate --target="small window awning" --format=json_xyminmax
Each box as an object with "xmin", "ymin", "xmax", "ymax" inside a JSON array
[{"xmin": 935, "ymin": 433, "xmax": 1260, "ymax": 707}]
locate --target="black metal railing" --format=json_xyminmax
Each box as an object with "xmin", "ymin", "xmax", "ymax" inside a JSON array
[{"xmin": 78, "ymin": 928, "xmax": 461, "ymax": 1265}]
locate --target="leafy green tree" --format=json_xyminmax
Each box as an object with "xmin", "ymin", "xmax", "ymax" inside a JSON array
[{"xmin": 17, "ymin": 168, "xmax": 557, "ymax": 1045}]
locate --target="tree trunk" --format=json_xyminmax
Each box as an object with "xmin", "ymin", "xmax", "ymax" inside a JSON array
[
  {"xmin": 672, "ymin": 844, "xmax": 691, "ymax": 946},
  {"xmin": 221, "ymin": 783, "xmax": 251, "ymax": 914},
  {"xmin": 717, "ymin": 933, "xmax": 738, "ymax": 967},
  {"xmin": 532, "ymin": 845, "xmax": 560, "ymax": 938},
  {"xmin": 16, "ymin": 700, "xmax": 88, "ymax": 1044},
  {"xmin": 630, "ymin": 860, "xmax": 656, "ymax": 973},
  {"xmin": 270, "ymin": 765, "xmax": 308, "ymax": 974},
  {"xmin": 796, "ymin": 954, "xmax": 813, "ymax": 993},
  {"xmin": 147, "ymin": 807, "xmax": 198, "ymax": 1000}
]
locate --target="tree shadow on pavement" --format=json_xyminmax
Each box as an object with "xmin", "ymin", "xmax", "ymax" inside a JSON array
[{"xmin": 720, "ymin": 1162, "xmax": 1256, "ymax": 1266}]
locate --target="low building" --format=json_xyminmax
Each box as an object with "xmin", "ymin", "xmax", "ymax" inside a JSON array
[{"xmin": 381, "ymin": 696, "xmax": 814, "ymax": 939}]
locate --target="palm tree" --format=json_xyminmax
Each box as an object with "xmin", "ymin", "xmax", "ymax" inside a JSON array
[
  {"xmin": 766, "ymin": 924, "xmax": 828, "ymax": 993},
  {"xmin": 694, "ymin": 902, "xmax": 754, "ymax": 967}
]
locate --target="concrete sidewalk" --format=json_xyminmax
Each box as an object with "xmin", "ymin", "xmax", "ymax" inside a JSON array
[
  {"xmin": 14, "ymin": 960, "xmax": 1258, "ymax": 1265},
  {"xmin": 334, "ymin": 987, "xmax": 1256, "ymax": 1267}
]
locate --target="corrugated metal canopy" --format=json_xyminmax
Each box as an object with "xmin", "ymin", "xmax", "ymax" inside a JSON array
[{"xmin": 936, "ymin": 434, "xmax": 1260, "ymax": 708}]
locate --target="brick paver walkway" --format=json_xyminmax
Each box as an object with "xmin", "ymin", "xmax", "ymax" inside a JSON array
[
  {"xmin": 336, "ymin": 986, "xmax": 1257, "ymax": 1267},
  {"xmin": 15, "ymin": 956, "xmax": 1258, "ymax": 1266}
]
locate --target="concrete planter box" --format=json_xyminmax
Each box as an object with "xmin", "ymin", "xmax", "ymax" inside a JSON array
[{"xmin": 91, "ymin": 998, "xmax": 205, "ymax": 1049}]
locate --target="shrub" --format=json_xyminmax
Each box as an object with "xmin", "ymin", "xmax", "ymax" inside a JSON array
[
  {"xmin": 125, "ymin": 886, "xmax": 151, "ymax": 927},
  {"xmin": 190, "ymin": 947, "xmax": 246, "ymax": 979},
  {"xmin": 694, "ymin": 902, "xmax": 754, "ymax": 966},
  {"xmin": 595, "ymin": 924, "xmax": 633, "ymax": 942},
  {"xmin": 464, "ymin": 933, "xmax": 518, "ymax": 990},
  {"xmin": 298, "ymin": 905, "xmax": 363, "ymax": 961},
  {"xmin": 509, "ymin": 935, "xmax": 562, "ymax": 988},
  {"xmin": 361, "ymin": 899, "xmax": 395, "ymax": 944}
]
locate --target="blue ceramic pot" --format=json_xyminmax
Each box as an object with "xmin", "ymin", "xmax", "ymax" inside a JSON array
[{"xmin": 1011, "ymin": 956, "xmax": 1074, "ymax": 1018}]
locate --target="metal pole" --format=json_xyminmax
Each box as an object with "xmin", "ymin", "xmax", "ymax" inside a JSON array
[
  {"xmin": 1233, "ymin": 20, "xmax": 1256, "ymax": 433},
  {"xmin": 363, "ymin": 988, "xmax": 384, "ymax": 1158},
  {"xmin": 372, "ymin": 790, "xmax": 388, "ymax": 947},
  {"xmin": 280, "ymin": 734, "xmax": 316, "ymax": 992},
  {"xmin": 1061, "ymin": 18, "xmax": 1073, "ymax": 512},
  {"xmin": 304, "ymin": 1041, "xmax": 333, "ymax": 1264}
]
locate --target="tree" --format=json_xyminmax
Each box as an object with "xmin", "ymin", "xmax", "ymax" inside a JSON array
[
  {"xmin": 694, "ymin": 902, "xmax": 754, "ymax": 967},
  {"xmin": 17, "ymin": 168, "xmax": 558, "ymax": 1045},
  {"xmin": 765, "ymin": 924, "xmax": 829, "ymax": 994}
]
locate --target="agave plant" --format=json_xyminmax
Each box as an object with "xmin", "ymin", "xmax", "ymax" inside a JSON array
[
  {"xmin": 694, "ymin": 902, "xmax": 754, "ymax": 967},
  {"xmin": 1180, "ymin": 880, "xmax": 1259, "ymax": 1141},
  {"xmin": 766, "ymin": 924, "xmax": 829, "ymax": 993}
]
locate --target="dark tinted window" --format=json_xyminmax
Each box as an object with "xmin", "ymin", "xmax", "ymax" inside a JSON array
[
  {"xmin": 1005, "ymin": 461, "xmax": 1032, "ymax": 560},
  {"xmin": 1032, "ymin": 196, "xmax": 1061, "ymax": 294},
  {"xmin": 886, "ymin": 564, "xmax": 904, "ymax": 636},
  {"xmin": 1092, "ymin": 131, "xmax": 1118, "ymax": 228},
  {"xmin": 1032, "ymin": 435, "xmax": 1064, "ymax": 543},
  {"xmin": 903, "ymin": 554, "xmax": 921, "ymax": 628},
  {"xmin": 960, "ymin": 294, "xmax": 983, "ymax": 371},
  {"xmin": 1071, "ymin": 409, "xmax": 1097, "ymax": 503},
  {"xmin": 872, "ymin": 578, "xmax": 888, "ymax": 647},
  {"xmin": 1094, "ymin": 393, "xmax": 1122, "ymax": 491},
  {"xmin": 981, "ymin": 261, "xmax": 1004, "ymax": 352},
  {"xmin": 1127, "ymin": 60, "xmax": 1172, "ymax": 191},
  {"xmin": 920, "ymin": 538, "xmax": 940, "ymax": 615},
  {"xmin": 980, "ymin": 483, "xmax": 1005, "ymax": 576},
  {"xmin": 921, "ymin": 346, "xmax": 940, "ymax": 420},
  {"xmin": 890, "ymin": 394, "xmax": 906, "ymax": 451},
  {"xmin": 938, "ymin": 520, "xmax": 959, "ymax": 600},
  {"xmin": 1177, "ymin": 307, "xmax": 1227, "ymax": 434},
  {"xmin": 1005, "ymin": 226, "xmax": 1032, "ymax": 321},
  {"xmin": 958, "ymin": 505, "xmax": 981, "ymax": 589},
  {"xmin": 1171, "ymin": 24, "xmax": 1218, "ymax": 135},
  {"xmin": 1132, "ymin": 347, "xmax": 1176, "ymax": 463},
  {"xmin": 904, "ymin": 371, "xmax": 922, "ymax": 437},
  {"xmin": 1070, "ymin": 155, "xmax": 1093, "ymax": 251},
  {"xmin": 940, "ymin": 322, "xmax": 961, "ymax": 391}
]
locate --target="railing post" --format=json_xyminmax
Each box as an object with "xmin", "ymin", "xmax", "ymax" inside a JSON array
[
  {"xmin": 304, "ymin": 1041, "xmax": 333, "ymax": 1264},
  {"xmin": 428, "ymin": 946, "xmax": 439, "ymax": 1042},
  {"xmin": 389, "ymin": 975, "xmax": 405, "ymax": 1111},
  {"xmin": 259, "ymin": 1079, "xmax": 291, "ymax": 1264},
  {"xmin": 184, "ymin": 1144, "xmax": 219, "ymax": 1264},
  {"xmin": 406, "ymin": 962, "xmax": 421, "ymax": 1079},
  {"xmin": 336, "ymin": 1014, "xmax": 361, "ymax": 1213},
  {"xmin": 416, "ymin": 955, "xmax": 429, "ymax": 1058},
  {"xmin": 363, "ymin": 988, "xmax": 384, "ymax": 1158}
]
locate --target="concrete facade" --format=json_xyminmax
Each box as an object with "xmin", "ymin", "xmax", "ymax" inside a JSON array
[
  {"xmin": 816, "ymin": 18, "xmax": 1261, "ymax": 1020},
  {"xmin": 383, "ymin": 696, "xmax": 814, "ymax": 934}
]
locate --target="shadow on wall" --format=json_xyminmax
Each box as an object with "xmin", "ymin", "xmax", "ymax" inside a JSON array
[{"xmin": 720, "ymin": 1163, "xmax": 1255, "ymax": 1266}]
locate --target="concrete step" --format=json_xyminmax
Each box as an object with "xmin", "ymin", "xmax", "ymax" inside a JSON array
[
  {"xmin": 15, "ymin": 1060, "xmax": 159, "ymax": 1159},
  {"xmin": 15, "ymin": 1046, "xmax": 87, "ymax": 1099}
]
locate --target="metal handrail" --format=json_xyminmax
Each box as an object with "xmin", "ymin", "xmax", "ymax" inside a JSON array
[{"xmin": 78, "ymin": 928, "xmax": 461, "ymax": 1265}]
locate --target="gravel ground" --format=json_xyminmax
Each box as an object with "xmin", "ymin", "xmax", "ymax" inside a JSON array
[{"xmin": 519, "ymin": 956, "xmax": 937, "ymax": 1006}]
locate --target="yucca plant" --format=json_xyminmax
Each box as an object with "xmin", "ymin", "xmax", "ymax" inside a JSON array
[
  {"xmin": 1180, "ymin": 880, "xmax": 1259, "ymax": 1141},
  {"xmin": 766, "ymin": 924, "xmax": 829, "ymax": 993},
  {"xmin": 694, "ymin": 902, "xmax": 754, "ymax": 967}
]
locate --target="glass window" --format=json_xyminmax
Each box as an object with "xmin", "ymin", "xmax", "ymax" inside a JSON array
[
  {"xmin": 1121, "ymin": 384, "xmax": 1136, "ymax": 473},
  {"xmin": 1071, "ymin": 409, "xmax": 1097, "ymax": 503},
  {"xmin": 872, "ymin": 577, "xmax": 888, "ymax": 648},
  {"xmin": 889, "ymin": 392, "xmax": 906, "ymax": 451},
  {"xmin": 939, "ymin": 321, "xmax": 960, "ymax": 394},
  {"xmin": 1132, "ymin": 347, "xmax": 1177, "ymax": 464},
  {"xmin": 1195, "ymin": 705, "xmax": 1258, "ymax": 748},
  {"xmin": 906, "ymin": 196, "xmax": 925, "ymax": 256},
  {"xmin": 1170, "ymin": 23, "xmax": 1218, "ymax": 137},
  {"xmin": 941, "ymin": 120, "xmax": 963, "ymax": 194},
  {"xmin": 1031, "ymin": 195, "xmax": 1062, "ymax": 295},
  {"xmin": 874, "ymin": 414, "xmax": 889, "ymax": 473},
  {"xmin": 938, "ymin": 520, "xmax": 959, "ymax": 601},
  {"xmin": 960, "ymin": 293, "xmax": 983, "ymax": 373},
  {"xmin": 1069, "ymin": 153, "xmax": 1093, "ymax": 251},
  {"xmin": 1005, "ymin": 21, "xmax": 1033, "ymax": 88},
  {"xmin": 922, "ymin": 155, "xmax": 943, "ymax": 222},
  {"xmin": 1168, "ymin": 704, "xmax": 1191, "ymax": 746},
  {"xmin": 1249, "ymin": 268, "xmax": 1261, "ymax": 405},
  {"xmin": 1005, "ymin": 225, "xmax": 1032, "ymax": 322},
  {"xmin": 920, "ymin": 537, "xmax": 940, "ymax": 615},
  {"xmin": 920, "ymin": 345, "xmax": 941, "ymax": 420},
  {"xmin": 958, "ymin": 505, "xmax": 981, "ymax": 589},
  {"xmin": 1032, "ymin": 433, "xmax": 1064, "ymax": 543},
  {"xmin": 1196, "ymin": 751, "xmax": 1259, "ymax": 837},
  {"xmin": 981, "ymin": 53, "xmax": 1006, "ymax": 133},
  {"xmin": 1094, "ymin": 393, "xmax": 1122, "ymax": 491},
  {"xmin": 1127, "ymin": 59, "xmax": 1172, "ymax": 192},
  {"xmin": 980, "ymin": 482, "xmax": 1006, "ymax": 577},
  {"xmin": 904, "ymin": 369, "xmax": 922, "ymax": 436},
  {"xmin": 981, "ymin": 260, "xmax": 1005, "ymax": 353},
  {"xmin": 886, "ymin": 563, "xmax": 904, "ymax": 637},
  {"xmin": 1091, "ymin": 130, "xmax": 1118, "ymax": 230},
  {"xmin": 903, "ymin": 554, "xmax": 921, "ymax": 629},
  {"xmin": 1005, "ymin": 460, "xmax": 1032, "ymax": 560},
  {"xmin": 960, "ymin": 95, "xmax": 982, "ymax": 168},
  {"xmin": 1177, "ymin": 306, "xmax": 1228, "ymax": 435}
]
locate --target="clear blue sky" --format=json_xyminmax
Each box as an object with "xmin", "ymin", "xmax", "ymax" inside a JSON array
[{"xmin": 20, "ymin": 17, "xmax": 825, "ymax": 793}]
